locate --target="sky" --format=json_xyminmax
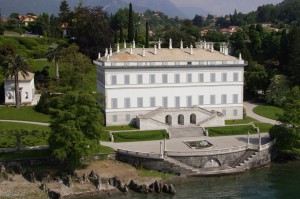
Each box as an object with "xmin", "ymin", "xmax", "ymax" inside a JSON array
[{"xmin": 169, "ymin": 0, "xmax": 284, "ymax": 15}]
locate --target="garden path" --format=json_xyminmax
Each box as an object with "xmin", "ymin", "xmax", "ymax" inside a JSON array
[{"xmin": 0, "ymin": 120, "xmax": 50, "ymax": 126}]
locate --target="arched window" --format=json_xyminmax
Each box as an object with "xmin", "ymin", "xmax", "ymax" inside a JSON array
[
  {"xmin": 165, "ymin": 115, "xmax": 172, "ymax": 125},
  {"xmin": 25, "ymin": 92, "xmax": 29, "ymax": 99},
  {"xmin": 178, "ymin": 114, "xmax": 184, "ymax": 125},
  {"xmin": 190, "ymin": 114, "xmax": 196, "ymax": 124}
]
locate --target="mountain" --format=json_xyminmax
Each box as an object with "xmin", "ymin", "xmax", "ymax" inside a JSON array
[
  {"xmin": 179, "ymin": 7, "xmax": 210, "ymax": 19},
  {"xmin": 0, "ymin": 0, "xmax": 186, "ymax": 18}
]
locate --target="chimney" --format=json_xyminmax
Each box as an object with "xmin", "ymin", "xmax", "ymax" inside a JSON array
[
  {"xmin": 133, "ymin": 40, "xmax": 136, "ymax": 49},
  {"xmin": 190, "ymin": 44, "xmax": 193, "ymax": 55},
  {"xmin": 105, "ymin": 48, "xmax": 108, "ymax": 57},
  {"xmin": 109, "ymin": 45, "xmax": 112, "ymax": 56},
  {"xmin": 211, "ymin": 43, "xmax": 214, "ymax": 52},
  {"xmin": 169, "ymin": 38, "xmax": 172, "ymax": 49},
  {"xmin": 117, "ymin": 43, "xmax": 120, "ymax": 53},
  {"xmin": 130, "ymin": 44, "xmax": 133, "ymax": 55},
  {"xmin": 239, "ymin": 53, "xmax": 242, "ymax": 60},
  {"xmin": 180, "ymin": 39, "xmax": 183, "ymax": 49},
  {"xmin": 158, "ymin": 38, "xmax": 161, "ymax": 49},
  {"xmin": 154, "ymin": 45, "xmax": 157, "ymax": 55},
  {"xmin": 98, "ymin": 52, "xmax": 101, "ymax": 59},
  {"xmin": 124, "ymin": 40, "xmax": 127, "ymax": 49},
  {"xmin": 142, "ymin": 46, "xmax": 145, "ymax": 57}
]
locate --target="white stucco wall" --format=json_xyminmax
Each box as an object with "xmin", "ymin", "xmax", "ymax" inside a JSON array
[{"xmin": 4, "ymin": 79, "xmax": 35, "ymax": 105}]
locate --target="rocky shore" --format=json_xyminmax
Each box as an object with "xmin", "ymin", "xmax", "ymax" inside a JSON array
[{"xmin": 0, "ymin": 160, "xmax": 176, "ymax": 199}]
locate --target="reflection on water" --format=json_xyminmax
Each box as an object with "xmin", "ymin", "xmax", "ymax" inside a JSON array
[{"xmin": 75, "ymin": 161, "xmax": 300, "ymax": 199}]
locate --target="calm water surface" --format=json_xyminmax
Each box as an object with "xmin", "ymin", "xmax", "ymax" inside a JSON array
[{"xmin": 76, "ymin": 161, "xmax": 300, "ymax": 199}]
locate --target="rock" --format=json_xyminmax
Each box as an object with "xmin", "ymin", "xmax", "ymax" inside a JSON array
[
  {"xmin": 40, "ymin": 181, "xmax": 48, "ymax": 192},
  {"xmin": 23, "ymin": 169, "xmax": 35, "ymax": 183},
  {"xmin": 89, "ymin": 170, "xmax": 99, "ymax": 179},
  {"xmin": 95, "ymin": 178, "xmax": 101, "ymax": 190},
  {"xmin": 154, "ymin": 180, "xmax": 161, "ymax": 193},
  {"xmin": 168, "ymin": 184, "xmax": 176, "ymax": 194},
  {"xmin": 0, "ymin": 163, "xmax": 5, "ymax": 173},
  {"xmin": 48, "ymin": 190, "xmax": 61, "ymax": 199},
  {"xmin": 162, "ymin": 184, "xmax": 169, "ymax": 193},
  {"xmin": 128, "ymin": 180, "xmax": 139, "ymax": 191},
  {"xmin": 139, "ymin": 184, "xmax": 148, "ymax": 193},
  {"xmin": 83, "ymin": 173, "xmax": 89, "ymax": 183},
  {"xmin": 66, "ymin": 175, "xmax": 73, "ymax": 188}
]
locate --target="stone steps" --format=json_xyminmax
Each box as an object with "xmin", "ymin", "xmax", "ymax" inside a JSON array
[
  {"xmin": 164, "ymin": 156, "xmax": 198, "ymax": 175},
  {"xmin": 168, "ymin": 127, "xmax": 204, "ymax": 138}
]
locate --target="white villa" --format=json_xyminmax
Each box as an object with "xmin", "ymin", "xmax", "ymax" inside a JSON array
[
  {"xmin": 4, "ymin": 72, "xmax": 36, "ymax": 105},
  {"xmin": 94, "ymin": 40, "xmax": 247, "ymax": 130}
]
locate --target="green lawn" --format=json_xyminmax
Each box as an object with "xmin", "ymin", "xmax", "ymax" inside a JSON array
[
  {"xmin": 254, "ymin": 122, "xmax": 274, "ymax": 133},
  {"xmin": 101, "ymin": 125, "xmax": 139, "ymax": 142},
  {"xmin": 0, "ymin": 150, "xmax": 52, "ymax": 160},
  {"xmin": 113, "ymin": 130, "xmax": 168, "ymax": 142},
  {"xmin": 225, "ymin": 116, "xmax": 258, "ymax": 125},
  {"xmin": 253, "ymin": 105, "xmax": 283, "ymax": 120},
  {"xmin": 0, "ymin": 106, "xmax": 51, "ymax": 123},
  {"xmin": 29, "ymin": 59, "xmax": 55, "ymax": 78},
  {"xmin": 99, "ymin": 145, "xmax": 115, "ymax": 153}
]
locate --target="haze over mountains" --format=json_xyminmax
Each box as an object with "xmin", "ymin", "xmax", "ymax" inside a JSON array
[{"xmin": 0, "ymin": 0, "xmax": 284, "ymax": 18}]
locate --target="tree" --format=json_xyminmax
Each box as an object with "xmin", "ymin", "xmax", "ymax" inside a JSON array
[
  {"xmin": 192, "ymin": 15, "xmax": 204, "ymax": 27},
  {"xmin": 279, "ymin": 29, "xmax": 289, "ymax": 74},
  {"xmin": 48, "ymin": 91, "xmax": 104, "ymax": 170},
  {"xmin": 0, "ymin": 23, "xmax": 4, "ymax": 35},
  {"xmin": 2, "ymin": 53, "xmax": 29, "ymax": 108},
  {"xmin": 162, "ymin": 29, "xmax": 195, "ymax": 48},
  {"xmin": 127, "ymin": 3, "xmax": 134, "ymax": 42},
  {"xmin": 145, "ymin": 20, "xmax": 149, "ymax": 48},
  {"xmin": 266, "ymin": 75, "xmax": 290, "ymax": 107},
  {"xmin": 68, "ymin": 6, "xmax": 112, "ymax": 58},
  {"xmin": 269, "ymin": 86, "xmax": 300, "ymax": 159},
  {"xmin": 59, "ymin": 0, "xmax": 71, "ymax": 23},
  {"xmin": 46, "ymin": 43, "xmax": 61, "ymax": 80},
  {"xmin": 119, "ymin": 27, "xmax": 124, "ymax": 43}
]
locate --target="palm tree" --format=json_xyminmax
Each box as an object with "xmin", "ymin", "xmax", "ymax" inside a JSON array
[
  {"xmin": 3, "ymin": 53, "xmax": 29, "ymax": 108},
  {"xmin": 47, "ymin": 43, "xmax": 61, "ymax": 80}
]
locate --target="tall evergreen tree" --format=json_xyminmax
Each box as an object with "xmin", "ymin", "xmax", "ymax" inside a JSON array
[
  {"xmin": 145, "ymin": 20, "xmax": 149, "ymax": 48},
  {"xmin": 135, "ymin": 29, "xmax": 138, "ymax": 44},
  {"xmin": 279, "ymin": 29, "xmax": 289, "ymax": 74},
  {"xmin": 287, "ymin": 26, "xmax": 300, "ymax": 86},
  {"xmin": 119, "ymin": 27, "xmax": 124, "ymax": 43},
  {"xmin": 127, "ymin": 3, "xmax": 134, "ymax": 42},
  {"xmin": 59, "ymin": 0, "xmax": 71, "ymax": 23}
]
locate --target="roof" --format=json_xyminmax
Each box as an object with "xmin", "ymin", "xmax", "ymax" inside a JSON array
[
  {"xmin": 103, "ymin": 48, "xmax": 238, "ymax": 62},
  {"xmin": 6, "ymin": 72, "xmax": 34, "ymax": 81}
]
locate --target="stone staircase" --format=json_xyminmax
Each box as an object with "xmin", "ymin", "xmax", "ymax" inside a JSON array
[
  {"xmin": 232, "ymin": 150, "xmax": 259, "ymax": 169},
  {"xmin": 168, "ymin": 127, "xmax": 204, "ymax": 138},
  {"xmin": 164, "ymin": 156, "xmax": 198, "ymax": 175}
]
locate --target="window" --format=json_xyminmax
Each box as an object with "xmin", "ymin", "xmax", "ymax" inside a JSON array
[
  {"xmin": 124, "ymin": 98, "xmax": 131, "ymax": 108},
  {"xmin": 175, "ymin": 96, "xmax": 180, "ymax": 107},
  {"xmin": 162, "ymin": 74, "xmax": 168, "ymax": 83},
  {"xmin": 175, "ymin": 74, "xmax": 180, "ymax": 83},
  {"xmin": 162, "ymin": 97, "xmax": 168, "ymax": 108},
  {"xmin": 124, "ymin": 75, "xmax": 130, "ymax": 84},
  {"xmin": 187, "ymin": 96, "xmax": 192, "ymax": 107},
  {"xmin": 210, "ymin": 95, "xmax": 216, "ymax": 105},
  {"xmin": 198, "ymin": 73, "xmax": 204, "ymax": 82},
  {"xmin": 222, "ymin": 73, "xmax": 227, "ymax": 82},
  {"xmin": 150, "ymin": 74, "xmax": 156, "ymax": 84},
  {"xmin": 233, "ymin": 94, "xmax": 238, "ymax": 103},
  {"xmin": 187, "ymin": 74, "xmax": 192, "ymax": 83},
  {"xmin": 222, "ymin": 109, "xmax": 227, "ymax": 116},
  {"xmin": 111, "ymin": 98, "xmax": 118, "ymax": 108},
  {"xmin": 137, "ymin": 74, "xmax": 143, "ymax": 84},
  {"xmin": 221, "ymin": 94, "xmax": 227, "ymax": 104},
  {"xmin": 25, "ymin": 92, "xmax": 29, "ymax": 99},
  {"xmin": 111, "ymin": 75, "xmax": 117, "ymax": 85},
  {"xmin": 198, "ymin": 95, "xmax": 204, "ymax": 105},
  {"xmin": 233, "ymin": 72, "xmax": 239, "ymax": 81},
  {"xmin": 233, "ymin": 109, "xmax": 238, "ymax": 116},
  {"xmin": 126, "ymin": 114, "xmax": 131, "ymax": 122},
  {"xmin": 150, "ymin": 97, "xmax": 156, "ymax": 107},
  {"xmin": 210, "ymin": 73, "xmax": 216, "ymax": 82},
  {"xmin": 8, "ymin": 92, "xmax": 13, "ymax": 99},
  {"xmin": 137, "ymin": 97, "xmax": 143, "ymax": 108},
  {"xmin": 112, "ymin": 115, "xmax": 118, "ymax": 122}
]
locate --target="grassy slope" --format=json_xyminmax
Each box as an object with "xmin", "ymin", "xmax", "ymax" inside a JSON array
[
  {"xmin": 225, "ymin": 116, "xmax": 257, "ymax": 125},
  {"xmin": 253, "ymin": 105, "xmax": 283, "ymax": 120},
  {"xmin": 0, "ymin": 106, "xmax": 51, "ymax": 122}
]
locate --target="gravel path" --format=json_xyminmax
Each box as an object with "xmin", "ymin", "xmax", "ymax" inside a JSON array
[{"xmin": 0, "ymin": 120, "xmax": 50, "ymax": 126}]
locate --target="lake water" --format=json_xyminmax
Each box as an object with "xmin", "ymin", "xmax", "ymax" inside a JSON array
[{"xmin": 76, "ymin": 161, "xmax": 300, "ymax": 199}]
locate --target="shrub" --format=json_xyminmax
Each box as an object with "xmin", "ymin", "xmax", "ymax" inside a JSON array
[{"xmin": 18, "ymin": 38, "xmax": 39, "ymax": 50}]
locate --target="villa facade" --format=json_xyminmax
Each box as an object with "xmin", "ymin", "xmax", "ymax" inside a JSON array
[{"xmin": 94, "ymin": 40, "xmax": 247, "ymax": 130}]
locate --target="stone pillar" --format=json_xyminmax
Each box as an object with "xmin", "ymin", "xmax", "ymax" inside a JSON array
[
  {"xmin": 164, "ymin": 138, "xmax": 166, "ymax": 152},
  {"xmin": 130, "ymin": 45, "xmax": 133, "ymax": 55},
  {"xmin": 211, "ymin": 43, "xmax": 214, "ymax": 52},
  {"xmin": 190, "ymin": 45, "xmax": 193, "ymax": 55},
  {"xmin": 247, "ymin": 132, "xmax": 250, "ymax": 148},
  {"xmin": 180, "ymin": 39, "xmax": 183, "ymax": 49},
  {"xmin": 133, "ymin": 40, "xmax": 136, "ymax": 49},
  {"xmin": 98, "ymin": 52, "xmax": 101, "ymax": 59},
  {"xmin": 158, "ymin": 38, "xmax": 161, "ymax": 49},
  {"xmin": 169, "ymin": 38, "xmax": 172, "ymax": 49},
  {"xmin": 105, "ymin": 48, "xmax": 108, "ymax": 57},
  {"xmin": 154, "ymin": 45, "xmax": 157, "ymax": 55},
  {"xmin": 259, "ymin": 132, "xmax": 261, "ymax": 151},
  {"xmin": 239, "ymin": 53, "xmax": 242, "ymax": 60},
  {"xmin": 160, "ymin": 141, "xmax": 163, "ymax": 158},
  {"xmin": 117, "ymin": 43, "xmax": 120, "ymax": 53},
  {"xmin": 142, "ymin": 46, "xmax": 145, "ymax": 57},
  {"xmin": 204, "ymin": 40, "xmax": 207, "ymax": 49},
  {"xmin": 124, "ymin": 40, "xmax": 127, "ymax": 49},
  {"xmin": 109, "ymin": 46, "xmax": 112, "ymax": 56}
]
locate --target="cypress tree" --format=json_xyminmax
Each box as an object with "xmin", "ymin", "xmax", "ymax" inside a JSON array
[
  {"xmin": 145, "ymin": 20, "xmax": 149, "ymax": 48},
  {"xmin": 127, "ymin": 3, "xmax": 134, "ymax": 42},
  {"xmin": 119, "ymin": 27, "xmax": 124, "ymax": 43},
  {"xmin": 279, "ymin": 29, "xmax": 289, "ymax": 75},
  {"xmin": 135, "ymin": 29, "xmax": 138, "ymax": 44},
  {"xmin": 114, "ymin": 31, "xmax": 118, "ymax": 43}
]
